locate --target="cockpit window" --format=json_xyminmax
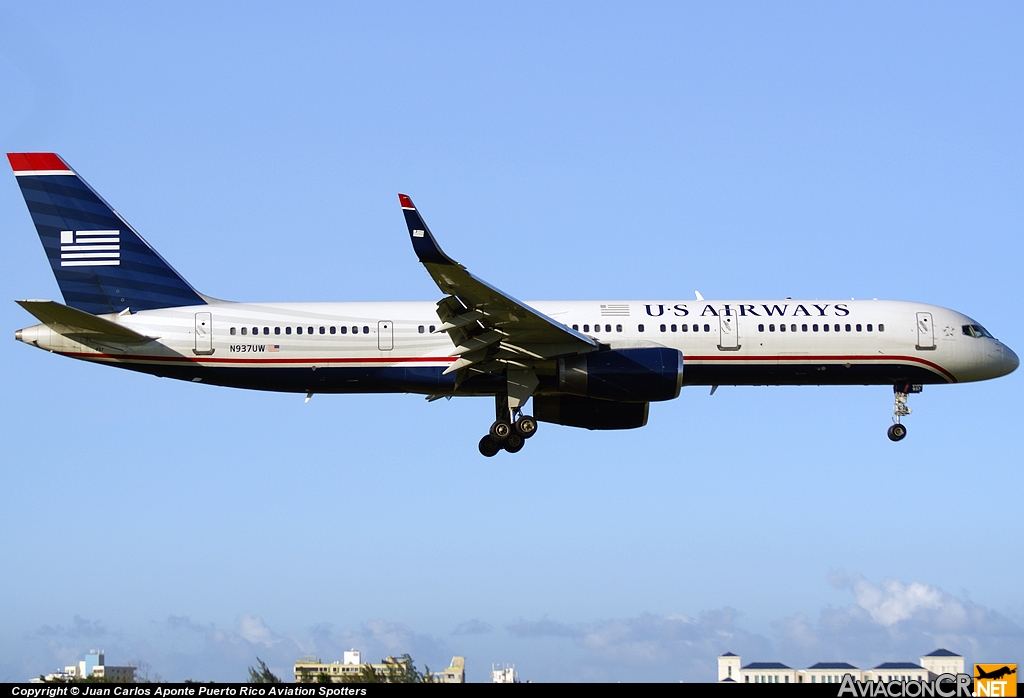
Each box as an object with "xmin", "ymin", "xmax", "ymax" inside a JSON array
[{"xmin": 962, "ymin": 324, "xmax": 995, "ymax": 339}]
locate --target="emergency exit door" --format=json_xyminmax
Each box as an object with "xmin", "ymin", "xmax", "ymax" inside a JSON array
[
  {"xmin": 378, "ymin": 320, "xmax": 393, "ymax": 351},
  {"xmin": 194, "ymin": 312, "xmax": 213, "ymax": 355},
  {"xmin": 718, "ymin": 315, "xmax": 739, "ymax": 350},
  {"xmin": 916, "ymin": 312, "xmax": 935, "ymax": 350}
]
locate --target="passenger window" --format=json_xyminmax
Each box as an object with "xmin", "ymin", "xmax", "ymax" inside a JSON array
[
  {"xmin": 671, "ymin": 324, "xmax": 677, "ymax": 332},
  {"xmin": 616, "ymin": 324, "xmax": 622, "ymax": 332},
  {"xmin": 780, "ymin": 324, "xmax": 786, "ymax": 332},
  {"xmin": 308, "ymin": 327, "xmax": 314, "ymax": 334},
  {"xmin": 340, "ymin": 326, "xmax": 346, "ymax": 334},
  {"xmin": 769, "ymin": 324, "xmax": 775, "ymax": 332},
  {"xmin": 704, "ymin": 324, "xmax": 710, "ymax": 332},
  {"xmin": 845, "ymin": 324, "xmax": 851, "ymax": 332},
  {"xmin": 638, "ymin": 324, "xmax": 645, "ymax": 332},
  {"xmin": 241, "ymin": 327, "xmax": 248, "ymax": 335},
  {"xmin": 252, "ymin": 327, "xmax": 258, "ymax": 335},
  {"xmin": 605, "ymin": 324, "xmax": 611, "ymax": 332},
  {"xmin": 320, "ymin": 327, "xmax": 325, "ymax": 334},
  {"xmin": 659, "ymin": 324, "xmax": 666, "ymax": 332},
  {"xmin": 856, "ymin": 324, "xmax": 862, "ymax": 332},
  {"xmin": 584, "ymin": 324, "xmax": 590, "ymax": 332},
  {"xmin": 879, "ymin": 324, "xmax": 885, "ymax": 332},
  {"xmin": 230, "ymin": 327, "xmax": 236, "ymax": 335},
  {"xmin": 593, "ymin": 324, "xmax": 599, "ymax": 333},
  {"xmin": 834, "ymin": 324, "xmax": 840, "ymax": 332},
  {"xmin": 692, "ymin": 324, "xmax": 698, "ymax": 332},
  {"xmin": 286, "ymin": 327, "xmax": 292, "ymax": 335},
  {"xmin": 363, "ymin": 326, "xmax": 369, "ymax": 334},
  {"xmin": 296, "ymin": 327, "xmax": 302, "ymax": 335},
  {"xmin": 264, "ymin": 327, "xmax": 270, "ymax": 335},
  {"xmin": 330, "ymin": 326, "xmax": 336, "ymax": 334},
  {"xmin": 801, "ymin": 324, "xmax": 807, "ymax": 332},
  {"xmin": 867, "ymin": 324, "xmax": 873, "ymax": 332},
  {"xmin": 758, "ymin": 324, "xmax": 764, "ymax": 332},
  {"xmin": 275, "ymin": 327, "xmax": 281, "ymax": 335},
  {"xmin": 813, "ymin": 324, "xmax": 818, "ymax": 331},
  {"xmin": 572, "ymin": 324, "xmax": 579, "ymax": 330},
  {"xmin": 823, "ymin": 324, "xmax": 829, "ymax": 332},
  {"xmin": 418, "ymin": 325, "xmax": 424, "ymax": 334},
  {"xmin": 681, "ymin": 324, "xmax": 688, "ymax": 332},
  {"xmin": 790, "ymin": 324, "xmax": 796, "ymax": 332},
  {"xmin": 352, "ymin": 326, "xmax": 358, "ymax": 334}
]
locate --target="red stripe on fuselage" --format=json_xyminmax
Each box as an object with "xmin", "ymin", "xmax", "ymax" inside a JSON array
[
  {"xmin": 684, "ymin": 354, "xmax": 957, "ymax": 383},
  {"xmin": 59, "ymin": 352, "xmax": 456, "ymax": 365},
  {"xmin": 58, "ymin": 351, "xmax": 956, "ymax": 382}
]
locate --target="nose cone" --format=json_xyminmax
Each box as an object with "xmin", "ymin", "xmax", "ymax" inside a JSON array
[{"xmin": 1002, "ymin": 344, "xmax": 1019, "ymax": 376}]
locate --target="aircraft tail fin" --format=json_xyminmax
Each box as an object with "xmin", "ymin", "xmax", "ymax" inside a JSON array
[{"xmin": 8, "ymin": 153, "xmax": 206, "ymax": 315}]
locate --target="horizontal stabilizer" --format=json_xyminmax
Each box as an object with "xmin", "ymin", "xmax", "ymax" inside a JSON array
[{"xmin": 16, "ymin": 299, "xmax": 154, "ymax": 344}]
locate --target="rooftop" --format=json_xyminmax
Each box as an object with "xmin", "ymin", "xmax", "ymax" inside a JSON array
[
  {"xmin": 924, "ymin": 649, "xmax": 961, "ymax": 658},
  {"xmin": 808, "ymin": 662, "xmax": 859, "ymax": 670},
  {"xmin": 744, "ymin": 662, "xmax": 791, "ymax": 670},
  {"xmin": 875, "ymin": 662, "xmax": 924, "ymax": 670}
]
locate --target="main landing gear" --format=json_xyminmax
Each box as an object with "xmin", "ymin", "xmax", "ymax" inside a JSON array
[
  {"xmin": 887, "ymin": 383, "xmax": 921, "ymax": 442},
  {"xmin": 478, "ymin": 394, "xmax": 538, "ymax": 457}
]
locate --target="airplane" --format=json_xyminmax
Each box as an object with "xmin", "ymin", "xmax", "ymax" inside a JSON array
[
  {"xmin": 9, "ymin": 152, "xmax": 1018, "ymax": 456},
  {"xmin": 975, "ymin": 666, "xmax": 1016, "ymax": 681}
]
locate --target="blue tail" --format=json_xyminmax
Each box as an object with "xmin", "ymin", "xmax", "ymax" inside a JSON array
[{"xmin": 8, "ymin": 152, "xmax": 206, "ymax": 315}]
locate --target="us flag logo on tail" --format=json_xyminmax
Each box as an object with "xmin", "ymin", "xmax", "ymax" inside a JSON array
[{"xmin": 60, "ymin": 230, "xmax": 120, "ymax": 267}]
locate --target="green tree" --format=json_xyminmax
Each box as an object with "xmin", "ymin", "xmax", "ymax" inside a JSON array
[{"xmin": 248, "ymin": 658, "xmax": 282, "ymax": 683}]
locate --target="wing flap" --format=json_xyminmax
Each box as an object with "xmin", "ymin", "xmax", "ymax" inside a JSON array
[{"xmin": 16, "ymin": 299, "xmax": 154, "ymax": 344}]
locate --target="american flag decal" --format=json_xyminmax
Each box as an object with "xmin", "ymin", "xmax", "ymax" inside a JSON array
[
  {"xmin": 600, "ymin": 304, "xmax": 630, "ymax": 316},
  {"xmin": 60, "ymin": 230, "xmax": 120, "ymax": 267},
  {"xmin": 268, "ymin": 344, "xmax": 280, "ymax": 352}
]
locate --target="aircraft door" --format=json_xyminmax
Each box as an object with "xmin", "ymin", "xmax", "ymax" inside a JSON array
[
  {"xmin": 194, "ymin": 312, "xmax": 214, "ymax": 355},
  {"xmin": 916, "ymin": 312, "xmax": 935, "ymax": 350},
  {"xmin": 718, "ymin": 314, "xmax": 739, "ymax": 350},
  {"xmin": 378, "ymin": 320, "xmax": 393, "ymax": 351}
]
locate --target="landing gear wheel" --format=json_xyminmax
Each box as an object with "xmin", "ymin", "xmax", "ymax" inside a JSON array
[
  {"xmin": 479, "ymin": 435, "xmax": 501, "ymax": 457},
  {"xmin": 490, "ymin": 420, "xmax": 512, "ymax": 441},
  {"xmin": 515, "ymin": 415, "xmax": 538, "ymax": 439},
  {"xmin": 504, "ymin": 433, "xmax": 525, "ymax": 453},
  {"xmin": 887, "ymin": 424, "xmax": 907, "ymax": 442}
]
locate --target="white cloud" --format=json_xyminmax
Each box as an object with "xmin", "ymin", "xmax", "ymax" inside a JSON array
[
  {"xmin": 236, "ymin": 614, "xmax": 278, "ymax": 648},
  {"xmin": 4, "ymin": 576, "xmax": 1020, "ymax": 682}
]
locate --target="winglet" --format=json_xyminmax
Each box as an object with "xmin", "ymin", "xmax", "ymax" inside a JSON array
[{"xmin": 398, "ymin": 194, "xmax": 459, "ymax": 266}]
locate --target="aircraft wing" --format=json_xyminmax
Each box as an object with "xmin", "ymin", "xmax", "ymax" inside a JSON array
[
  {"xmin": 399, "ymin": 194, "xmax": 597, "ymax": 377},
  {"xmin": 16, "ymin": 299, "xmax": 154, "ymax": 344}
]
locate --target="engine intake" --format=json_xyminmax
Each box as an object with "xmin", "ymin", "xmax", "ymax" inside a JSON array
[{"xmin": 557, "ymin": 347, "xmax": 683, "ymax": 402}]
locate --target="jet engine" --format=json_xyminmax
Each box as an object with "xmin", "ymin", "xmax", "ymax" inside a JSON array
[{"xmin": 556, "ymin": 347, "xmax": 683, "ymax": 402}]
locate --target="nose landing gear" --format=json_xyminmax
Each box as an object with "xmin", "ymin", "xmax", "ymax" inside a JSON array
[{"xmin": 887, "ymin": 383, "xmax": 921, "ymax": 442}]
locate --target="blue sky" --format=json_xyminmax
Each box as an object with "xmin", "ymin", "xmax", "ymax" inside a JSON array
[{"xmin": 1, "ymin": 2, "xmax": 1022, "ymax": 683}]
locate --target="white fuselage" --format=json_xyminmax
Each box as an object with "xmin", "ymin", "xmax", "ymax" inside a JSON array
[{"xmin": 16, "ymin": 298, "xmax": 1018, "ymax": 394}]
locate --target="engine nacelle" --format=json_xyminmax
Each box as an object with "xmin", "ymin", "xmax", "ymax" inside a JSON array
[
  {"xmin": 534, "ymin": 395, "xmax": 649, "ymax": 430},
  {"xmin": 557, "ymin": 347, "xmax": 683, "ymax": 402}
]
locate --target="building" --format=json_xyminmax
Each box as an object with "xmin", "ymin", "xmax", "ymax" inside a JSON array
[
  {"xmin": 718, "ymin": 649, "xmax": 963, "ymax": 684},
  {"xmin": 430, "ymin": 657, "xmax": 465, "ymax": 683},
  {"xmin": 920, "ymin": 649, "xmax": 966, "ymax": 679},
  {"xmin": 294, "ymin": 651, "xmax": 465, "ymax": 683},
  {"xmin": 492, "ymin": 664, "xmax": 519, "ymax": 683},
  {"xmin": 871, "ymin": 662, "xmax": 929, "ymax": 683},
  {"xmin": 33, "ymin": 650, "xmax": 135, "ymax": 683}
]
